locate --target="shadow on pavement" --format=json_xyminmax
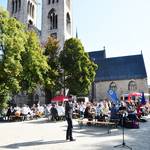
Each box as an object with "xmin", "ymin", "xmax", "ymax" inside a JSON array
[
  {"xmin": 0, "ymin": 139, "xmax": 67, "ymax": 149},
  {"xmin": 25, "ymin": 118, "xmax": 65, "ymax": 124}
]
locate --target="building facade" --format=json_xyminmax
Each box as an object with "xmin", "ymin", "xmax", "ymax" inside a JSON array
[
  {"xmin": 7, "ymin": 0, "xmax": 73, "ymax": 49},
  {"xmin": 41, "ymin": 0, "xmax": 73, "ymax": 48},
  {"xmin": 89, "ymin": 50, "xmax": 148, "ymax": 101},
  {"xmin": 7, "ymin": 0, "xmax": 37, "ymax": 27}
]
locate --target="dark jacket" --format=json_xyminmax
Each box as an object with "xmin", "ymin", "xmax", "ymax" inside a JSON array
[{"xmin": 65, "ymin": 101, "xmax": 73, "ymax": 119}]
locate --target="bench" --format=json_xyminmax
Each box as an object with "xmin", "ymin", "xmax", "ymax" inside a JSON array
[
  {"xmin": 9, "ymin": 115, "xmax": 24, "ymax": 121},
  {"xmin": 78, "ymin": 119, "xmax": 117, "ymax": 134}
]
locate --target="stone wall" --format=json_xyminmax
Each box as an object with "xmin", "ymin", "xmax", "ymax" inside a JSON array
[
  {"xmin": 95, "ymin": 78, "xmax": 148, "ymax": 101},
  {"xmin": 41, "ymin": 0, "xmax": 73, "ymax": 49}
]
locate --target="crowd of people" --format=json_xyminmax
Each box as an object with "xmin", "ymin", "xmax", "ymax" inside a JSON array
[
  {"xmin": 74, "ymin": 98, "xmax": 150, "ymax": 128},
  {"xmin": 1, "ymin": 103, "xmax": 65, "ymax": 121},
  {"xmin": 0, "ymin": 97, "xmax": 150, "ymax": 129}
]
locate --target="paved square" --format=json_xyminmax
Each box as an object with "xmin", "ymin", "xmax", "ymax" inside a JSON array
[{"xmin": 0, "ymin": 117, "xmax": 150, "ymax": 150}]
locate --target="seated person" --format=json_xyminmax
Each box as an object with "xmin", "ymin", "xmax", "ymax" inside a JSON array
[
  {"xmin": 50, "ymin": 104, "xmax": 58, "ymax": 121},
  {"xmin": 127, "ymin": 103, "xmax": 138, "ymax": 121},
  {"xmin": 84, "ymin": 106, "xmax": 93, "ymax": 121},
  {"xmin": 95, "ymin": 104, "xmax": 102, "ymax": 121}
]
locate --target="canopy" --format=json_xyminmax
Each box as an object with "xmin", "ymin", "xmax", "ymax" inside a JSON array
[
  {"xmin": 51, "ymin": 95, "xmax": 68, "ymax": 102},
  {"xmin": 128, "ymin": 92, "xmax": 141, "ymax": 102}
]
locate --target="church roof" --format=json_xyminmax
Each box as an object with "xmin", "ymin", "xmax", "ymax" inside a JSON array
[
  {"xmin": 89, "ymin": 50, "xmax": 106, "ymax": 64},
  {"xmin": 88, "ymin": 50, "xmax": 106, "ymax": 62},
  {"xmin": 89, "ymin": 52, "xmax": 147, "ymax": 81}
]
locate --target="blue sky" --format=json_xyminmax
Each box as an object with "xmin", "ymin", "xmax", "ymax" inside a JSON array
[{"xmin": 0, "ymin": 0, "xmax": 150, "ymax": 85}]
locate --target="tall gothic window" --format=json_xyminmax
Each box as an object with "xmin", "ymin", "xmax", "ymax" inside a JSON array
[
  {"xmin": 48, "ymin": 9, "xmax": 58, "ymax": 30},
  {"xmin": 30, "ymin": 4, "xmax": 32, "ymax": 17},
  {"xmin": 52, "ymin": 0, "xmax": 55, "ymax": 4},
  {"xmin": 12, "ymin": 0, "xmax": 21, "ymax": 13},
  {"xmin": 66, "ymin": 13, "xmax": 71, "ymax": 33},
  {"xmin": 48, "ymin": 0, "xmax": 51, "ymax": 4},
  {"xmin": 12, "ymin": 0, "xmax": 15, "ymax": 13},
  {"xmin": 18, "ymin": 0, "xmax": 21, "ymax": 11},
  {"xmin": 128, "ymin": 81, "xmax": 137, "ymax": 91},
  {"xmin": 15, "ymin": 0, "xmax": 18, "ymax": 13},
  {"xmin": 32, "ymin": 5, "xmax": 34, "ymax": 18},
  {"xmin": 109, "ymin": 82, "xmax": 117, "ymax": 91},
  {"xmin": 27, "ymin": 1, "xmax": 30, "ymax": 14}
]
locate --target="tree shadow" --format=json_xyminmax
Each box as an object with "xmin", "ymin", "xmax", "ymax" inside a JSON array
[{"xmin": 0, "ymin": 139, "xmax": 67, "ymax": 149}]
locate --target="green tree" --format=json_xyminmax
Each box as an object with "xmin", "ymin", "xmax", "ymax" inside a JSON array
[
  {"xmin": 0, "ymin": 8, "xmax": 49, "ymax": 108},
  {"xmin": 21, "ymin": 31, "xmax": 49, "ymax": 93},
  {"xmin": 44, "ymin": 36, "xmax": 61, "ymax": 101},
  {"xmin": 0, "ymin": 8, "xmax": 26, "ymax": 108},
  {"xmin": 59, "ymin": 38, "xmax": 97, "ymax": 96}
]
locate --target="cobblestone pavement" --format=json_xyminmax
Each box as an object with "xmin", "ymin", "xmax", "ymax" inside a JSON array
[{"xmin": 0, "ymin": 116, "xmax": 150, "ymax": 150}]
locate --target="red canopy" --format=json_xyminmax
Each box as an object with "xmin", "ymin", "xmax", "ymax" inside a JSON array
[
  {"xmin": 51, "ymin": 95, "xmax": 68, "ymax": 102},
  {"xmin": 128, "ymin": 92, "xmax": 141, "ymax": 102}
]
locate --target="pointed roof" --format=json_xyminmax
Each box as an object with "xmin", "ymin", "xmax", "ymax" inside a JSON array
[
  {"xmin": 89, "ymin": 50, "xmax": 106, "ymax": 62},
  {"xmin": 88, "ymin": 51, "xmax": 147, "ymax": 81}
]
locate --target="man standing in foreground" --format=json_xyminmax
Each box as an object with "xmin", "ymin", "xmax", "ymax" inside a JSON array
[{"xmin": 65, "ymin": 98, "xmax": 75, "ymax": 141}]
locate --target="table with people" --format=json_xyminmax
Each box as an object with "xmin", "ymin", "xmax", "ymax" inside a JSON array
[{"xmin": 0, "ymin": 97, "xmax": 149, "ymax": 130}]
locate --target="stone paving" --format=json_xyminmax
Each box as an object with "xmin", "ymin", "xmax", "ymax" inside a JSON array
[{"xmin": 0, "ymin": 116, "xmax": 150, "ymax": 150}]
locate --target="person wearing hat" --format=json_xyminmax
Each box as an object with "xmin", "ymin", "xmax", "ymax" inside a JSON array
[{"xmin": 65, "ymin": 98, "xmax": 75, "ymax": 141}]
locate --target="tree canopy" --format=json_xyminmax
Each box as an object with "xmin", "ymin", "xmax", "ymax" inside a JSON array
[
  {"xmin": 21, "ymin": 31, "xmax": 49, "ymax": 93},
  {"xmin": 59, "ymin": 38, "xmax": 98, "ymax": 96},
  {"xmin": 44, "ymin": 36, "xmax": 62, "ymax": 99},
  {"xmin": 0, "ymin": 8, "xmax": 26, "ymax": 108},
  {"xmin": 0, "ymin": 8, "xmax": 49, "ymax": 108}
]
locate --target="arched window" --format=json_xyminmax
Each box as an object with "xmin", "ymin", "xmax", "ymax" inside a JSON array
[
  {"xmin": 109, "ymin": 82, "xmax": 117, "ymax": 91},
  {"xmin": 32, "ymin": 5, "xmax": 34, "ymax": 18},
  {"xmin": 30, "ymin": 3, "xmax": 32, "ymax": 16},
  {"xmin": 18, "ymin": 0, "xmax": 21, "ymax": 11},
  {"xmin": 52, "ymin": 0, "xmax": 55, "ymax": 4},
  {"xmin": 48, "ymin": 8, "xmax": 58, "ymax": 30},
  {"xmin": 27, "ymin": 1, "xmax": 30, "ymax": 14},
  {"xmin": 66, "ymin": 13, "xmax": 71, "ymax": 33},
  {"xmin": 128, "ymin": 81, "xmax": 137, "ymax": 91},
  {"xmin": 15, "ymin": 0, "xmax": 18, "ymax": 12},
  {"xmin": 12, "ymin": 0, "xmax": 15, "ymax": 13},
  {"xmin": 48, "ymin": 0, "xmax": 51, "ymax": 4}
]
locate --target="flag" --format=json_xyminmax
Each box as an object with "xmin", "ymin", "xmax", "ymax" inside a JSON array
[
  {"xmin": 141, "ymin": 92, "xmax": 146, "ymax": 105},
  {"xmin": 107, "ymin": 89, "xmax": 118, "ymax": 104}
]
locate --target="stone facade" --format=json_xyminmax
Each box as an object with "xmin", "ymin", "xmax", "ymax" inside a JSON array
[
  {"xmin": 41, "ymin": 0, "xmax": 73, "ymax": 49},
  {"xmin": 7, "ymin": 0, "xmax": 37, "ymax": 26},
  {"xmin": 7, "ymin": 0, "xmax": 73, "ymax": 48},
  {"xmin": 95, "ymin": 78, "xmax": 148, "ymax": 101}
]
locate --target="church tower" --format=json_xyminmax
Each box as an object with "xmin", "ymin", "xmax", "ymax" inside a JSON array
[
  {"xmin": 41, "ymin": 0, "xmax": 73, "ymax": 49},
  {"xmin": 7, "ymin": 0, "xmax": 37, "ymax": 27}
]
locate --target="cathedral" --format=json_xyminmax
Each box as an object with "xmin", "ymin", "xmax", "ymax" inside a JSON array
[
  {"xmin": 6, "ymin": 0, "xmax": 149, "ymax": 104},
  {"xmin": 7, "ymin": 0, "xmax": 73, "ymax": 49}
]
